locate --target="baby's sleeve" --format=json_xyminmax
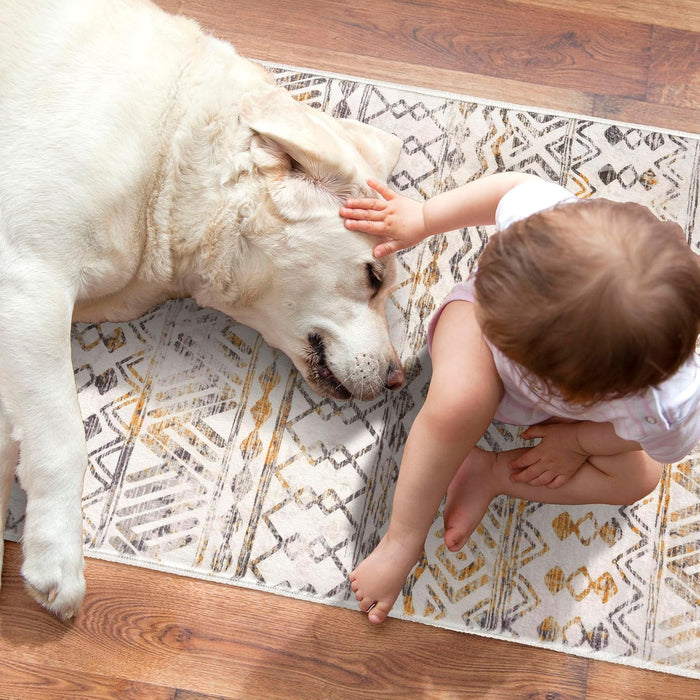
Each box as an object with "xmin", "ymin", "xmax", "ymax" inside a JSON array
[
  {"xmin": 426, "ymin": 279, "xmax": 476, "ymax": 356},
  {"xmin": 637, "ymin": 355, "xmax": 700, "ymax": 463},
  {"xmin": 495, "ymin": 180, "xmax": 576, "ymax": 231}
]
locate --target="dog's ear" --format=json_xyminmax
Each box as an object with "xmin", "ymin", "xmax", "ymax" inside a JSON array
[
  {"xmin": 240, "ymin": 88, "xmax": 401, "ymax": 187},
  {"xmin": 336, "ymin": 118, "xmax": 402, "ymax": 182}
]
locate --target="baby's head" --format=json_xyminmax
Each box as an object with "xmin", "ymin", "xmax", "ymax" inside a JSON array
[{"xmin": 474, "ymin": 198, "xmax": 700, "ymax": 403}]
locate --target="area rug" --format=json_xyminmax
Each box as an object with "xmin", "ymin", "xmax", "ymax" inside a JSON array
[{"xmin": 5, "ymin": 63, "xmax": 700, "ymax": 680}]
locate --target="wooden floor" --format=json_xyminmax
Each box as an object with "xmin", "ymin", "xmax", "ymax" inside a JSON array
[{"xmin": 2, "ymin": 1, "xmax": 699, "ymax": 698}]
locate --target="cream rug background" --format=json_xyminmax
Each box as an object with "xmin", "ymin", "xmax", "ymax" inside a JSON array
[{"xmin": 5, "ymin": 63, "xmax": 699, "ymax": 680}]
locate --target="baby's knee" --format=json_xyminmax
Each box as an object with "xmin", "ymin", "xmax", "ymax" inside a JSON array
[{"xmin": 619, "ymin": 453, "xmax": 662, "ymax": 505}]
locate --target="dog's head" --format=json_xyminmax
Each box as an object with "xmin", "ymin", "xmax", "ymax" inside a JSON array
[{"xmin": 188, "ymin": 87, "xmax": 405, "ymax": 400}]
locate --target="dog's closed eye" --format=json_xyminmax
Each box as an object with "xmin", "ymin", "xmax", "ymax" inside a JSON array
[{"xmin": 366, "ymin": 262, "xmax": 383, "ymax": 295}]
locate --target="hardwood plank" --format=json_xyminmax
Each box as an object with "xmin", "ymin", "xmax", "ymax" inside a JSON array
[
  {"xmin": 585, "ymin": 656, "xmax": 700, "ymax": 699},
  {"xmin": 232, "ymin": 36, "xmax": 597, "ymax": 116},
  {"xmin": 648, "ymin": 26, "xmax": 700, "ymax": 109},
  {"xmin": 0, "ymin": 657, "xmax": 175, "ymax": 700},
  {"xmin": 159, "ymin": 0, "xmax": 651, "ymax": 98},
  {"xmin": 0, "ymin": 542, "xmax": 589, "ymax": 699},
  {"xmin": 155, "ymin": 0, "xmax": 699, "ymax": 133},
  {"xmin": 504, "ymin": 0, "xmax": 700, "ymax": 32}
]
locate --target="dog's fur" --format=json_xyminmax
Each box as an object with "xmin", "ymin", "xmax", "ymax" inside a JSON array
[{"xmin": 0, "ymin": 0, "xmax": 405, "ymax": 618}]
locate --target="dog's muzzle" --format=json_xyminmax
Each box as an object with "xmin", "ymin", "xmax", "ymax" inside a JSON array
[{"xmin": 306, "ymin": 333, "xmax": 352, "ymax": 400}]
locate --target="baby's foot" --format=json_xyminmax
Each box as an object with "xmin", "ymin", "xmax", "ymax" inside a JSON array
[
  {"xmin": 349, "ymin": 535, "xmax": 423, "ymax": 624},
  {"xmin": 443, "ymin": 447, "xmax": 498, "ymax": 551}
]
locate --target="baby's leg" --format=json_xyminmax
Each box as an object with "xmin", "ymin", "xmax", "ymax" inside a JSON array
[
  {"xmin": 350, "ymin": 300, "xmax": 502, "ymax": 623},
  {"xmin": 504, "ymin": 448, "xmax": 662, "ymax": 505},
  {"xmin": 443, "ymin": 447, "xmax": 662, "ymax": 550},
  {"xmin": 443, "ymin": 448, "xmax": 501, "ymax": 551}
]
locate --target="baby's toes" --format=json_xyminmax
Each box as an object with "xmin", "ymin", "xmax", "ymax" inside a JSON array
[
  {"xmin": 367, "ymin": 602, "xmax": 391, "ymax": 624},
  {"xmin": 358, "ymin": 596, "xmax": 377, "ymax": 613}
]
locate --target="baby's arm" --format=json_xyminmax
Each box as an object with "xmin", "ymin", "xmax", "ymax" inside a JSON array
[
  {"xmin": 349, "ymin": 301, "xmax": 502, "ymax": 623},
  {"xmin": 340, "ymin": 172, "xmax": 541, "ymax": 257}
]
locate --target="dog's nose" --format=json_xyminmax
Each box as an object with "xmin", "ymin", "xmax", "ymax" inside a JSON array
[{"xmin": 385, "ymin": 361, "xmax": 405, "ymax": 391}]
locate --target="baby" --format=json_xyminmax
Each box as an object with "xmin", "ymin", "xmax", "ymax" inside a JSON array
[{"xmin": 339, "ymin": 173, "xmax": 700, "ymax": 624}]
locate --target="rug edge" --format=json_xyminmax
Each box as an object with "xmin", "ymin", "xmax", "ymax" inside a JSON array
[
  {"xmin": 3, "ymin": 535, "xmax": 698, "ymax": 680},
  {"xmin": 78, "ymin": 545, "xmax": 700, "ymax": 682},
  {"xmin": 257, "ymin": 59, "xmax": 700, "ymax": 142}
]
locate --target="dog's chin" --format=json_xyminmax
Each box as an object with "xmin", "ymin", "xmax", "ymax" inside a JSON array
[{"xmin": 305, "ymin": 334, "xmax": 352, "ymax": 400}]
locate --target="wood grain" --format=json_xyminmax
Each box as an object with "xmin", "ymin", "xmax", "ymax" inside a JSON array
[
  {"xmin": 585, "ymin": 654, "xmax": 700, "ymax": 699},
  {"xmin": 158, "ymin": 0, "xmax": 699, "ymax": 132},
  {"xmin": 648, "ymin": 26, "xmax": 700, "ymax": 109},
  {"xmin": 167, "ymin": 0, "xmax": 651, "ymax": 96},
  {"xmin": 0, "ymin": 542, "xmax": 589, "ymax": 699},
  {"xmin": 505, "ymin": 0, "xmax": 700, "ymax": 32}
]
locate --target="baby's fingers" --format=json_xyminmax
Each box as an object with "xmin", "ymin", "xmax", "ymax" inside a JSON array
[
  {"xmin": 340, "ymin": 204, "xmax": 386, "ymax": 220},
  {"xmin": 521, "ymin": 426, "xmax": 545, "ymax": 441},
  {"xmin": 546, "ymin": 473, "xmax": 572, "ymax": 489},
  {"xmin": 373, "ymin": 239, "xmax": 399, "ymax": 258},
  {"xmin": 509, "ymin": 450, "xmax": 538, "ymax": 471},
  {"xmin": 344, "ymin": 218, "xmax": 388, "ymax": 235},
  {"xmin": 510, "ymin": 462, "xmax": 544, "ymax": 483},
  {"xmin": 342, "ymin": 197, "xmax": 387, "ymax": 212},
  {"xmin": 366, "ymin": 178, "xmax": 397, "ymax": 201},
  {"xmin": 527, "ymin": 470, "xmax": 557, "ymax": 487}
]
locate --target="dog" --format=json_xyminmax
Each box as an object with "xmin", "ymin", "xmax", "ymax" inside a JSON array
[{"xmin": 0, "ymin": 0, "xmax": 405, "ymax": 619}]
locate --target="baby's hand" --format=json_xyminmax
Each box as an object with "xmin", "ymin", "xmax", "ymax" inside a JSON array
[
  {"xmin": 509, "ymin": 423, "xmax": 588, "ymax": 488},
  {"xmin": 340, "ymin": 178, "xmax": 428, "ymax": 257}
]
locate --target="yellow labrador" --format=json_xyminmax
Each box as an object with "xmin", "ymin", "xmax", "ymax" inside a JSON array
[{"xmin": 0, "ymin": 0, "xmax": 404, "ymax": 618}]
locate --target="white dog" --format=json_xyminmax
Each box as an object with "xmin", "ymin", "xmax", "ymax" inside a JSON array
[{"xmin": 0, "ymin": 0, "xmax": 405, "ymax": 618}]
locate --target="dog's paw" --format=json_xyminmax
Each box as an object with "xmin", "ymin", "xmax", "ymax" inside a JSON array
[{"xmin": 21, "ymin": 549, "xmax": 86, "ymax": 620}]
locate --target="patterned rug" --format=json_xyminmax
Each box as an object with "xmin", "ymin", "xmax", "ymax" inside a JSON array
[{"xmin": 5, "ymin": 63, "xmax": 700, "ymax": 680}]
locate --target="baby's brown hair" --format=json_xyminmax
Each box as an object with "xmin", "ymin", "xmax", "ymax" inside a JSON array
[{"xmin": 474, "ymin": 198, "xmax": 700, "ymax": 404}]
